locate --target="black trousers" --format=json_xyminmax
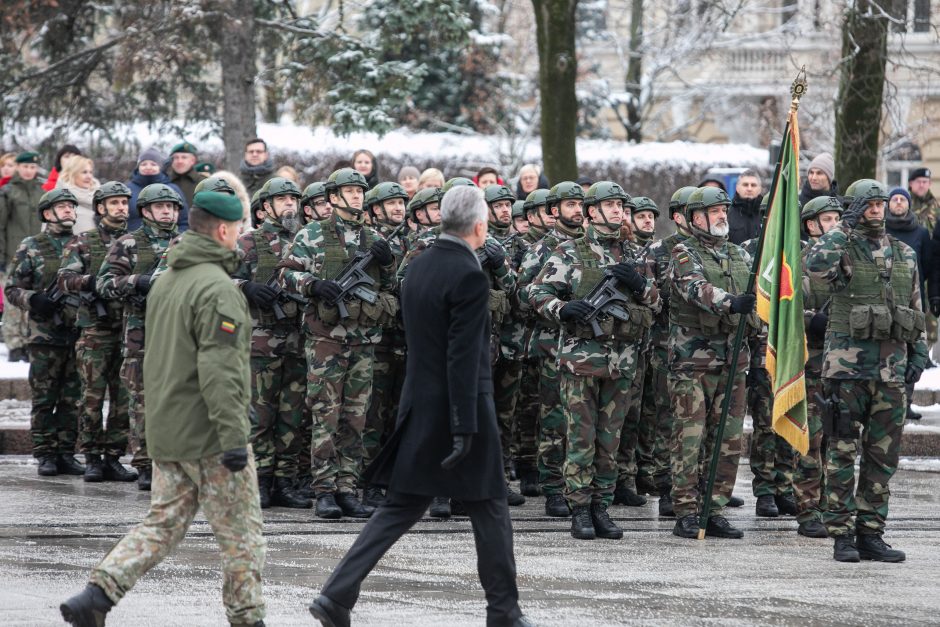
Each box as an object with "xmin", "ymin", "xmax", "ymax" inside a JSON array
[{"xmin": 321, "ymin": 490, "xmax": 522, "ymax": 626}]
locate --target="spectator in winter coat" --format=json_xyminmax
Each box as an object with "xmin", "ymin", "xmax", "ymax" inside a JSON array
[
  {"xmin": 727, "ymin": 169, "xmax": 764, "ymax": 245},
  {"xmin": 514, "ymin": 163, "xmax": 549, "ymax": 200},
  {"xmin": 352, "ymin": 148, "xmax": 380, "ymax": 190},
  {"xmin": 697, "ymin": 175, "xmax": 727, "ymax": 192},
  {"xmin": 398, "ymin": 166, "xmax": 420, "ymax": 199},
  {"xmin": 42, "ymin": 144, "xmax": 82, "ymax": 192},
  {"xmin": 55, "ymin": 155, "xmax": 100, "ymax": 234},
  {"xmin": 798, "ymin": 152, "xmax": 839, "ymax": 206},
  {"xmin": 165, "ymin": 141, "xmax": 201, "ymax": 207},
  {"xmin": 418, "ymin": 168, "xmax": 445, "ymax": 190},
  {"xmin": 474, "ymin": 166, "xmax": 502, "ymax": 188},
  {"xmin": 126, "ymin": 148, "xmax": 189, "ymax": 232},
  {"xmin": 0, "ymin": 153, "xmax": 15, "ymax": 188},
  {"xmin": 241, "ymin": 138, "xmax": 275, "ymax": 198},
  {"xmin": 909, "ymin": 167, "xmax": 939, "ymax": 232},
  {"xmin": 0, "ymin": 152, "xmax": 45, "ymax": 272},
  {"xmin": 886, "ymin": 188, "xmax": 931, "ymax": 307}
]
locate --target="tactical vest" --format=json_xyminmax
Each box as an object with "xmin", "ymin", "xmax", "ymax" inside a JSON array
[
  {"xmin": 83, "ymin": 228, "xmax": 124, "ymax": 323},
  {"xmin": 669, "ymin": 235, "xmax": 757, "ymax": 335},
  {"xmin": 35, "ymin": 232, "xmax": 63, "ymax": 288},
  {"xmin": 480, "ymin": 237, "xmax": 511, "ymax": 327},
  {"xmin": 132, "ymin": 229, "xmax": 158, "ymax": 274},
  {"xmin": 801, "ymin": 242, "xmax": 831, "ymax": 350},
  {"xmin": 252, "ymin": 229, "xmax": 298, "ymax": 327},
  {"xmin": 828, "ymin": 235, "xmax": 923, "ymax": 342}
]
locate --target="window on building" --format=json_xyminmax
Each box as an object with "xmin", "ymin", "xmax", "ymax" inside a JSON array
[
  {"xmin": 781, "ymin": 0, "xmax": 798, "ymax": 24},
  {"xmin": 913, "ymin": 0, "xmax": 930, "ymax": 32}
]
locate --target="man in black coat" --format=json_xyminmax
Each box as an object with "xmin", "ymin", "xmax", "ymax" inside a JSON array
[
  {"xmin": 308, "ymin": 185, "xmax": 531, "ymax": 627},
  {"xmin": 727, "ymin": 169, "xmax": 765, "ymax": 245}
]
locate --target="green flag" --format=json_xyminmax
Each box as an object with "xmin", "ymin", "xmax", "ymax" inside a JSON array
[{"xmin": 756, "ymin": 109, "xmax": 809, "ymax": 455}]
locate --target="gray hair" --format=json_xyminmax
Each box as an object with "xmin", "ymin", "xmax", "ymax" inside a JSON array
[{"xmin": 441, "ymin": 185, "xmax": 487, "ymax": 236}]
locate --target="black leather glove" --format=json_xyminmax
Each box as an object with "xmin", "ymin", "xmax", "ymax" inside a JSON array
[
  {"xmin": 808, "ymin": 312, "xmax": 828, "ymax": 339},
  {"xmin": 482, "ymin": 242, "xmax": 506, "ymax": 269},
  {"xmin": 82, "ymin": 274, "xmax": 98, "ymax": 295},
  {"xmin": 840, "ymin": 195, "xmax": 868, "ymax": 230},
  {"xmin": 441, "ymin": 434, "xmax": 473, "ymax": 470},
  {"xmin": 29, "ymin": 292, "xmax": 58, "ymax": 318},
  {"xmin": 559, "ymin": 299, "xmax": 593, "ymax": 322},
  {"xmin": 729, "ymin": 293, "xmax": 756, "ymax": 315},
  {"xmin": 308, "ymin": 279, "xmax": 343, "ymax": 302},
  {"xmin": 905, "ymin": 363, "xmax": 924, "ymax": 385},
  {"xmin": 609, "ymin": 262, "xmax": 646, "ymax": 294},
  {"xmin": 221, "ymin": 447, "xmax": 249, "ymax": 472},
  {"xmin": 370, "ymin": 239, "xmax": 394, "ymax": 266},
  {"xmin": 930, "ymin": 297, "xmax": 940, "ymax": 318},
  {"xmin": 243, "ymin": 281, "xmax": 278, "ymax": 309},
  {"xmin": 135, "ymin": 273, "xmax": 153, "ymax": 295},
  {"xmin": 512, "ymin": 247, "xmax": 526, "ymax": 268}
]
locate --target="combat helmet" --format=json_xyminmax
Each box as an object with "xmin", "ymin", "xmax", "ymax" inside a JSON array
[
  {"xmin": 194, "ymin": 175, "xmax": 236, "ymax": 196},
  {"xmin": 685, "ymin": 186, "xmax": 731, "ymax": 218},
  {"xmin": 631, "ymin": 196, "xmax": 660, "ymax": 219},
  {"xmin": 523, "ymin": 189, "xmax": 551, "ymax": 214},
  {"xmin": 843, "ymin": 179, "xmax": 889, "ymax": 207},
  {"xmin": 668, "ymin": 186, "xmax": 698, "ymax": 219},
  {"xmin": 512, "ymin": 200, "xmax": 526, "ymax": 220},
  {"xmin": 37, "ymin": 188, "xmax": 78, "ymax": 221},
  {"xmin": 442, "ymin": 177, "xmax": 475, "ymax": 193},
  {"xmin": 260, "ymin": 177, "xmax": 302, "ymax": 205},
  {"xmin": 408, "ymin": 187, "xmax": 443, "ymax": 221},
  {"xmin": 93, "ymin": 181, "xmax": 132, "ymax": 212},
  {"xmin": 801, "ymin": 196, "xmax": 843, "ymax": 223}
]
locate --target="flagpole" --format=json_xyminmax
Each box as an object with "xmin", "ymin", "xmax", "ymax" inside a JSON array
[{"xmin": 696, "ymin": 68, "xmax": 808, "ymax": 540}]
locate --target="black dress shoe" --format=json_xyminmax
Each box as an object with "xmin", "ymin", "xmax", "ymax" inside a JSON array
[
  {"xmin": 797, "ymin": 520, "xmax": 828, "ymax": 538},
  {"xmin": 672, "ymin": 514, "xmax": 699, "ymax": 539},
  {"xmin": 658, "ymin": 493, "xmax": 675, "ymax": 517},
  {"xmin": 727, "ymin": 495, "xmax": 744, "ymax": 507},
  {"xmin": 271, "ymin": 477, "xmax": 313, "ymax": 508},
  {"xmin": 856, "ymin": 533, "xmax": 905, "ymax": 562},
  {"xmin": 335, "ymin": 492, "xmax": 374, "ymax": 518},
  {"xmin": 137, "ymin": 467, "xmax": 152, "ymax": 491},
  {"xmin": 544, "ymin": 494, "xmax": 569, "ymax": 517},
  {"xmin": 590, "ymin": 503, "xmax": 623, "ymax": 539},
  {"xmin": 774, "ymin": 493, "xmax": 798, "ymax": 516},
  {"xmin": 833, "ymin": 534, "xmax": 860, "ymax": 562},
  {"xmin": 362, "ymin": 485, "xmax": 386, "ymax": 508},
  {"xmin": 756, "ymin": 494, "xmax": 779, "ymax": 517},
  {"xmin": 315, "ymin": 494, "xmax": 343, "ymax": 519},
  {"xmin": 57, "ymin": 453, "xmax": 86, "ymax": 476},
  {"xmin": 570, "ymin": 505, "xmax": 595, "ymax": 540},
  {"xmin": 309, "ymin": 594, "xmax": 351, "ymax": 627},
  {"xmin": 429, "ymin": 496, "xmax": 451, "ymax": 518},
  {"xmin": 102, "ymin": 455, "xmax": 138, "ymax": 482},
  {"xmin": 612, "ymin": 484, "xmax": 647, "ymax": 507},
  {"xmin": 60, "ymin": 583, "xmax": 113, "ymax": 627},
  {"xmin": 37, "ymin": 455, "xmax": 58, "ymax": 476},
  {"xmin": 705, "ymin": 515, "xmax": 744, "ymax": 539},
  {"xmin": 506, "ymin": 485, "xmax": 526, "ymax": 506},
  {"xmin": 83, "ymin": 455, "xmax": 104, "ymax": 483},
  {"xmin": 450, "ymin": 499, "xmax": 468, "ymax": 516}
]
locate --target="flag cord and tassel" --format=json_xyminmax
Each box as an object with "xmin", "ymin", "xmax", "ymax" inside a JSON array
[{"xmin": 697, "ymin": 67, "xmax": 808, "ymax": 540}]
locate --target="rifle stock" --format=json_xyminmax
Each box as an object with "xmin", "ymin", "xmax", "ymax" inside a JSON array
[{"xmin": 328, "ymin": 221, "xmax": 404, "ymax": 319}]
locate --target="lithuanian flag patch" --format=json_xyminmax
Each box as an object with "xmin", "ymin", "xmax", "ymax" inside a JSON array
[
  {"xmin": 677, "ymin": 254, "xmax": 690, "ymax": 265},
  {"xmin": 220, "ymin": 320, "xmax": 237, "ymax": 334}
]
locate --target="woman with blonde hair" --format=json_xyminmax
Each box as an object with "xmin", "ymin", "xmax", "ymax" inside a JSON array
[
  {"xmin": 57, "ymin": 155, "xmax": 100, "ymax": 233},
  {"xmin": 0, "ymin": 153, "xmax": 16, "ymax": 187},
  {"xmin": 418, "ymin": 167, "xmax": 445, "ymax": 190}
]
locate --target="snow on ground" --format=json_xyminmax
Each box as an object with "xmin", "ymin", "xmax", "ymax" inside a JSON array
[
  {"xmin": 0, "ymin": 344, "xmax": 28, "ymax": 379},
  {"xmin": 898, "ymin": 457, "xmax": 940, "ymax": 472},
  {"xmin": 915, "ymin": 364, "xmax": 940, "ymax": 390}
]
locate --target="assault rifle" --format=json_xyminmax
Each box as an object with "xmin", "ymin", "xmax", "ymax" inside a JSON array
[
  {"xmin": 42, "ymin": 279, "xmax": 81, "ymax": 327},
  {"xmin": 328, "ymin": 221, "xmax": 405, "ymax": 319},
  {"xmin": 127, "ymin": 254, "xmax": 164, "ymax": 309},
  {"xmin": 578, "ymin": 270, "xmax": 632, "ymax": 337},
  {"xmin": 264, "ymin": 274, "xmax": 308, "ymax": 322}
]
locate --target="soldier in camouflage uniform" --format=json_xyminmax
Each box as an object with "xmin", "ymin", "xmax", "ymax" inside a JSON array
[
  {"xmin": 4, "ymin": 189, "xmax": 84, "ymax": 477},
  {"xmin": 97, "ymin": 183, "xmax": 181, "ymax": 490},
  {"xmin": 232, "ymin": 177, "xmax": 311, "ymax": 510},
  {"xmin": 614, "ymin": 196, "xmax": 659, "ymax": 507},
  {"xmin": 806, "ymin": 179, "xmax": 926, "ymax": 563},
  {"xmin": 530, "ymin": 181, "xmax": 660, "ymax": 540},
  {"xmin": 57, "ymin": 182, "xmax": 138, "ymax": 483},
  {"xmin": 404, "ymin": 186, "xmax": 442, "ymax": 249},
  {"xmin": 669, "ymin": 186, "xmax": 757, "ymax": 540},
  {"xmin": 792, "ymin": 195, "xmax": 843, "ymax": 538},
  {"xmin": 518, "ymin": 185, "xmax": 584, "ymax": 517},
  {"xmin": 361, "ymin": 181, "xmax": 410, "ymax": 508},
  {"xmin": 301, "ymin": 181, "xmax": 333, "ymax": 223},
  {"xmin": 279, "ymin": 168, "xmax": 398, "ymax": 520}
]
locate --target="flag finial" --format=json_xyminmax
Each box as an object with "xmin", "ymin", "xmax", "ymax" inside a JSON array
[{"xmin": 790, "ymin": 66, "xmax": 807, "ymax": 112}]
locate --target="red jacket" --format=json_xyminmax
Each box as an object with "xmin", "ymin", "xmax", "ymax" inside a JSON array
[
  {"xmin": 42, "ymin": 167, "xmax": 59, "ymax": 191},
  {"xmin": 0, "ymin": 175, "xmax": 10, "ymax": 188}
]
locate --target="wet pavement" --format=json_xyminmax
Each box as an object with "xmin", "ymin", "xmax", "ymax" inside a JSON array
[{"xmin": 1, "ymin": 455, "xmax": 938, "ymax": 626}]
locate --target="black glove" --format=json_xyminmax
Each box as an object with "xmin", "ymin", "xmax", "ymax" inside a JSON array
[
  {"xmin": 808, "ymin": 312, "xmax": 828, "ymax": 339},
  {"xmin": 441, "ymin": 434, "xmax": 473, "ymax": 470},
  {"xmin": 221, "ymin": 447, "xmax": 249, "ymax": 472},
  {"xmin": 905, "ymin": 363, "xmax": 924, "ymax": 385},
  {"xmin": 82, "ymin": 274, "xmax": 98, "ymax": 295},
  {"xmin": 135, "ymin": 273, "xmax": 153, "ymax": 295},
  {"xmin": 242, "ymin": 281, "xmax": 278, "ymax": 309},
  {"xmin": 29, "ymin": 292, "xmax": 58, "ymax": 318},
  {"xmin": 840, "ymin": 195, "xmax": 868, "ymax": 230},
  {"xmin": 370, "ymin": 239, "xmax": 394, "ymax": 266},
  {"xmin": 930, "ymin": 297, "xmax": 940, "ymax": 318},
  {"xmin": 308, "ymin": 279, "xmax": 343, "ymax": 302},
  {"xmin": 482, "ymin": 242, "xmax": 506, "ymax": 269},
  {"xmin": 729, "ymin": 293, "xmax": 756, "ymax": 315},
  {"xmin": 559, "ymin": 299, "xmax": 593, "ymax": 322},
  {"xmin": 512, "ymin": 247, "xmax": 526, "ymax": 268},
  {"xmin": 609, "ymin": 262, "xmax": 646, "ymax": 294}
]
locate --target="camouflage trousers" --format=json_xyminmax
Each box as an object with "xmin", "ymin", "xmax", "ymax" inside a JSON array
[
  {"xmin": 363, "ymin": 346, "xmax": 405, "ymax": 471},
  {"xmin": 306, "ymin": 338, "xmax": 374, "ymax": 495},
  {"xmin": 793, "ymin": 369, "xmax": 826, "ymax": 524},
  {"xmin": 1, "ymin": 298, "xmax": 29, "ymax": 351},
  {"xmin": 90, "ymin": 450, "xmax": 266, "ymax": 624},
  {"xmin": 120, "ymin": 356, "xmax": 150, "ymax": 469},
  {"xmin": 670, "ymin": 369, "xmax": 746, "ymax": 519},
  {"xmin": 28, "ymin": 343, "xmax": 81, "ymax": 457},
  {"xmin": 748, "ymin": 368, "xmax": 798, "ymax": 497},
  {"xmin": 512, "ymin": 358, "xmax": 541, "ymax": 470},
  {"xmin": 560, "ymin": 371, "xmax": 631, "ymax": 508},
  {"xmin": 616, "ymin": 351, "xmax": 648, "ymax": 488},
  {"xmin": 536, "ymin": 356, "xmax": 566, "ymax": 495},
  {"xmin": 822, "ymin": 379, "xmax": 904, "ymax": 537},
  {"xmin": 250, "ymin": 354, "xmax": 307, "ymax": 479},
  {"xmin": 635, "ymin": 347, "xmax": 673, "ymax": 493},
  {"xmin": 76, "ymin": 331, "xmax": 130, "ymax": 457},
  {"xmin": 493, "ymin": 356, "xmax": 523, "ymax": 477}
]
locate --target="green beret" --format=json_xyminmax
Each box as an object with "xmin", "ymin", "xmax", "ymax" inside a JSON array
[
  {"xmin": 170, "ymin": 142, "xmax": 198, "ymax": 155},
  {"xmin": 15, "ymin": 151, "xmax": 40, "ymax": 164},
  {"xmin": 194, "ymin": 162, "xmax": 215, "ymax": 174},
  {"xmin": 193, "ymin": 191, "xmax": 243, "ymax": 221}
]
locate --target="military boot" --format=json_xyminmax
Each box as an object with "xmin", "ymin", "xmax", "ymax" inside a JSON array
[
  {"xmin": 271, "ymin": 477, "xmax": 312, "ymax": 509},
  {"xmin": 429, "ymin": 497, "xmax": 451, "ymax": 518},
  {"xmin": 137, "ymin": 467, "xmax": 152, "ymax": 491},
  {"xmin": 60, "ymin": 583, "xmax": 113, "ymax": 627},
  {"xmin": 756, "ymin": 494, "xmax": 779, "ymax": 517},
  {"xmin": 590, "ymin": 502, "xmax": 623, "ymax": 540},
  {"xmin": 83, "ymin": 455, "xmax": 105, "ymax": 483},
  {"xmin": 727, "ymin": 495, "xmax": 744, "ymax": 507},
  {"xmin": 37, "ymin": 455, "xmax": 58, "ymax": 476},
  {"xmin": 544, "ymin": 494, "xmax": 569, "ymax": 517},
  {"xmin": 774, "ymin": 493, "xmax": 798, "ymax": 516},
  {"xmin": 658, "ymin": 493, "xmax": 675, "ymax": 517},
  {"xmin": 362, "ymin": 485, "xmax": 386, "ymax": 509},
  {"xmin": 57, "ymin": 453, "xmax": 86, "ymax": 476},
  {"xmin": 7, "ymin": 348, "xmax": 24, "ymax": 362},
  {"xmin": 295, "ymin": 473, "xmax": 315, "ymax": 500},
  {"xmin": 102, "ymin": 455, "xmax": 138, "ymax": 482},
  {"xmin": 833, "ymin": 534, "xmax": 860, "ymax": 562},
  {"xmin": 257, "ymin": 475, "xmax": 273, "ymax": 509},
  {"xmin": 705, "ymin": 515, "xmax": 744, "ymax": 539},
  {"xmin": 612, "ymin": 483, "xmax": 647, "ymax": 507},
  {"xmin": 335, "ymin": 492, "xmax": 374, "ymax": 518},
  {"xmin": 672, "ymin": 514, "xmax": 699, "ymax": 539},
  {"xmin": 856, "ymin": 534, "xmax": 905, "ymax": 563},
  {"xmin": 230, "ymin": 621, "xmax": 265, "ymax": 627},
  {"xmin": 506, "ymin": 484, "xmax": 526, "ymax": 506},
  {"xmin": 315, "ymin": 493, "xmax": 342, "ymax": 519},
  {"xmin": 570, "ymin": 505, "xmax": 596, "ymax": 540},
  {"xmin": 797, "ymin": 520, "xmax": 828, "ymax": 538},
  {"xmin": 636, "ymin": 474, "xmax": 657, "ymax": 496},
  {"xmin": 519, "ymin": 468, "xmax": 540, "ymax": 497}
]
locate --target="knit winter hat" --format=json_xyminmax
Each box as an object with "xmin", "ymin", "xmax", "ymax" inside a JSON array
[
  {"xmin": 398, "ymin": 166, "xmax": 420, "ymax": 181},
  {"xmin": 889, "ymin": 187, "xmax": 911, "ymax": 204},
  {"xmin": 137, "ymin": 147, "xmax": 164, "ymax": 166},
  {"xmin": 808, "ymin": 153, "xmax": 835, "ymax": 183}
]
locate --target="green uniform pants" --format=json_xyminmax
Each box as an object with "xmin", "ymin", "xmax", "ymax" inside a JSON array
[
  {"xmin": 536, "ymin": 356, "xmax": 566, "ymax": 495},
  {"xmin": 77, "ymin": 331, "xmax": 129, "ymax": 457},
  {"xmin": 28, "ymin": 342, "xmax": 80, "ymax": 457},
  {"xmin": 748, "ymin": 368, "xmax": 798, "ymax": 497},
  {"xmin": 249, "ymin": 353, "xmax": 307, "ymax": 479},
  {"xmin": 120, "ymin": 355, "xmax": 150, "ymax": 469}
]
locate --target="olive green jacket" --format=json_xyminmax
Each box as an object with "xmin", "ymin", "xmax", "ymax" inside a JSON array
[
  {"xmin": 143, "ymin": 231, "xmax": 251, "ymax": 460},
  {"xmin": 0, "ymin": 174, "xmax": 44, "ymax": 267}
]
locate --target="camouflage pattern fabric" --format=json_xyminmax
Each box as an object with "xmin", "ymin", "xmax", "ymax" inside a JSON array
[
  {"xmin": 249, "ymin": 355, "xmax": 307, "ymax": 479},
  {"xmin": 76, "ymin": 333, "xmax": 129, "ymax": 456},
  {"xmin": 615, "ymin": 351, "xmax": 647, "ymax": 489},
  {"xmin": 793, "ymin": 368, "xmax": 826, "ymax": 524},
  {"xmin": 748, "ymin": 366, "xmax": 798, "ymax": 498},
  {"xmin": 0, "ymin": 299, "xmax": 29, "ymax": 351},
  {"xmin": 120, "ymin": 356, "xmax": 149, "ymax": 469},
  {"xmin": 536, "ymin": 356, "xmax": 566, "ymax": 495},
  {"xmin": 512, "ymin": 358, "xmax": 541, "ymax": 470},
  {"xmin": 635, "ymin": 346, "xmax": 674, "ymax": 492},
  {"xmin": 494, "ymin": 357, "xmax": 523, "ymax": 476},
  {"xmin": 58, "ymin": 222, "xmax": 126, "ymax": 331},
  {"xmin": 28, "ymin": 343, "xmax": 81, "ymax": 457},
  {"xmin": 821, "ymin": 379, "xmax": 904, "ymax": 537},
  {"xmin": 89, "ymin": 451, "xmax": 266, "ymax": 624},
  {"xmin": 362, "ymin": 345, "xmax": 405, "ymax": 471}
]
